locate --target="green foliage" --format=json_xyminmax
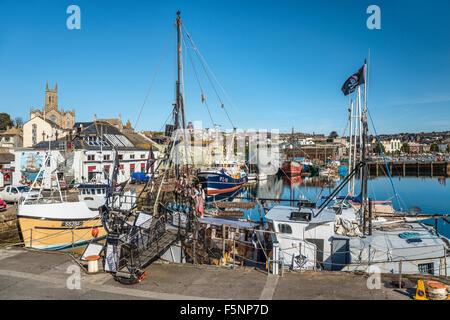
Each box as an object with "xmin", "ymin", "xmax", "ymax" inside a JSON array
[
  {"xmin": 430, "ymin": 143, "xmax": 439, "ymax": 152},
  {"xmin": 373, "ymin": 143, "xmax": 386, "ymax": 154},
  {"xmin": 0, "ymin": 113, "xmax": 14, "ymax": 130},
  {"xmin": 400, "ymin": 143, "xmax": 410, "ymax": 154},
  {"xmin": 329, "ymin": 131, "xmax": 339, "ymax": 139}
]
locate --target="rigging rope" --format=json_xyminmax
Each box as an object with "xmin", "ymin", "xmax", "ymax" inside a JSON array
[
  {"xmin": 181, "ymin": 25, "xmax": 236, "ymax": 129},
  {"xmin": 367, "ymin": 109, "xmax": 402, "ymax": 211},
  {"xmin": 182, "ymin": 33, "xmax": 215, "ymax": 127},
  {"xmin": 134, "ymin": 25, "xmax": 175, "ymax": 130}
]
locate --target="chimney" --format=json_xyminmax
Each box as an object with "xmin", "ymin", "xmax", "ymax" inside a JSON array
[{"xmin": 94, "ymin": 114, "xmax": 97, "ymax": 121}]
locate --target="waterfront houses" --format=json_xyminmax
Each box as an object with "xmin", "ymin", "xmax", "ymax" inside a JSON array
[{"xmin": 11, "ymin": 120, "xmax": 159, "ymax": 186}]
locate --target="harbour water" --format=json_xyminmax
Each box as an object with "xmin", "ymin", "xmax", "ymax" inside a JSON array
[{"xmin": 231, "ymin": 175, "xmax": 450, "ymax": 238}]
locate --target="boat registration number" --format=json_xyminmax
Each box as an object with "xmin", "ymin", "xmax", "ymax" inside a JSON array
[{"xmin": 62, "ymin": 221, "xmax": 83, "ymax": 227}]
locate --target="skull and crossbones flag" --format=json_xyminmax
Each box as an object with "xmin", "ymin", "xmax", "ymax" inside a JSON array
[{"xmin": 341, "ymin": 61, "xmax": 366, "ymax": 96}]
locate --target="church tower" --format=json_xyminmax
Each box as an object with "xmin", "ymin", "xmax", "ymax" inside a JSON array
[{"xmin": 44, "ymin": 82, "xmax": 58, "ymax": 112}]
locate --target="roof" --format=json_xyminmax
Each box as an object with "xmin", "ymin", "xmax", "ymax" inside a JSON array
[
  {"xmin": 1, "ymin": 126, "xmax": 22, "ymax": 136},
  {"xmin": 265, "ymin": 205, "xmax": 356, "ymax": 224},
  {"xmin": 198, "ymin": 216, "xmax": 260, "ymax": 229},
  {"xmin": 25, "ymin": 115, "xmax": 67, "ymax": 130},
  {"xmin": 0, "ymin": 152, "xmax": 14, "ymax": 164}
]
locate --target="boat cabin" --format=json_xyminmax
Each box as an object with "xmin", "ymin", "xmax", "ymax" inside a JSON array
[{"xmin": 265, "ymin": 204, "xmax": 357, "ymax": 271}]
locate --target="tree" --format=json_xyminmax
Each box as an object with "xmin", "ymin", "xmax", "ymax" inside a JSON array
[
  {"xmin": 400, "ymin": 143, "xmax": 410, "ymax": 154},
  {"xmin": 14, "ymin": 117, "xmax": 23, "ymax": 128},
  {"xmin": 446, "ymin": 145, "xmax": 450, "ymax": 153},
  {"xmin": 0, "ymin": 113, "xmax": 14, "ymax": 130},
  {"xmin": 329, "ymin": 131, "xmax": 339, "ymax": 139},
  {"xmin": 373, "ymin": 143, "xmax": 386, "ymax": 155},
  {"xmin": 430, "ymin": 143, "xmax": 439, "ymax": 152}
]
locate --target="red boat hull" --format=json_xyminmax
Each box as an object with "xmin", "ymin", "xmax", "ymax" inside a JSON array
[{"xmin": 282, "ymin": 161, "xmax": 303, "ymax": 176}]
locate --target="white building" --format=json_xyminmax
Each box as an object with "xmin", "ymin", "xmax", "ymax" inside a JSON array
[
  {"xmin": 22, "ymin": 116, "xmax": 69, "ymax": 148},
  {"xmin": 12, "ymin": 121, "xmax": 160, "ymax": 186}
]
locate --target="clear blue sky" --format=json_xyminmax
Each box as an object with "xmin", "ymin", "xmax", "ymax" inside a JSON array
[{"xmin": 0, "ymin": 0, "xmax": 449, "ymax": 134}]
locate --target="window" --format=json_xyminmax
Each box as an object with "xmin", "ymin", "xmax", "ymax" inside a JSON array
[
  {"xmin": 50, "ymin": 115, "xmax": 57, "ymax": 123},
  {"xmin": 130, "ymin": 154, "xmax": 135, "ymax": 159},
  {"xmin": 140, "ymin": 154, "xmax": 146, "ymax": 159},
  {"xmin": 32, "ymin": 124, "xmax": 37, "ymax": 145},
  {"xmin": 418, "ymin": 263, "xmax": 434, "ymax": 275},
  {"xmin": 278, "ymin": 223, "xmax": 292, "ymax": 234},
  {"xmin": 103, "ymin": 155, "xmax": 110, "ymax": 161},
  {"xmin": 118, "ymin": 154, "xmax": 123, "ymax": 160},
  {"xmin": 87, "ymin": 155, "xmax": 95, "ymax": 161},
  {"xmin": 96, "ymin": 189, "xmax": 102, "ymax": 195}
]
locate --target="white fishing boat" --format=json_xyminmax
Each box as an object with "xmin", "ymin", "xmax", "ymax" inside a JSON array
[
  {"xmin": 265, "ymin": 59, "xmax": 450, "ymax": 276},
  {"xmin": 266, "ymin": 203, "xmax": 450, "ymax": 275},
  {"xmin": 18, "ymin": 153, "xmax": 106, "ymax": 250}
]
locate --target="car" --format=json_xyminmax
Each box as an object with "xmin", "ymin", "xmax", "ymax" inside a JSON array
[
  {"xmin": 0, "ymin": 200, "xmax": 6, "ymax": 211},
  {"xmin": 130, "ymin": 172, "xmax": 150, "ymax": 184},
  {"xmin": 0, "ymin": 185, "xmax": 40, "ymax": 203}
]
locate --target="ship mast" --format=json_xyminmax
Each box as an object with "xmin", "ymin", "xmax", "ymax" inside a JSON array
[{"xmin": 174, "ymin": 11, "xmax": 186, "ymax": 181}]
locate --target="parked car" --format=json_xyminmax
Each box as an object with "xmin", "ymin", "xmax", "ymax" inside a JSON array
[
  {"xmin": 0, "ymin": 185, "xmax": 40, "ymax": 203},
  {"xmin": 130, "ymin": 172, "xmax": 150, "ymax": 184},
  {"xmin": 0, "ymin": 200, "xmax": 6, "ymax": 211}
]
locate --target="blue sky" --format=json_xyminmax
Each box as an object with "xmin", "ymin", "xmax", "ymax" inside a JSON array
[{"xmin": 0, "ymin": 0, "xmax": 449, "ymax": 134}]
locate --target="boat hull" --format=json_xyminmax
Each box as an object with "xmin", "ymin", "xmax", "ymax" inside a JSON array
[
  {"xmin": 198, "ymin": 170, "xmax": 247, "ymax": 195},
  {"xmin": 282, "ymin": 161, "xmax": 303, "ymax": 176},
  {"xmin": 18, "ymin": 202, "xmax": 106, "ymax": 251}
]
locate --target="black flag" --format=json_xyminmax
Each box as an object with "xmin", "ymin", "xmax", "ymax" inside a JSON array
[
  {"xmin": 146, "ymin": 145, "xmax": 156, "ymax": 174},
  {"xmin": 341, "ymin": 62, "xmax": 366, "ymax": 96},
  {"xmin": 107, "ymin": 149, "xmax": 120, "ymax": 197}
]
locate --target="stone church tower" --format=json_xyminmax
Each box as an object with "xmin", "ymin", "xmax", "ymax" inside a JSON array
[{"xmin": 30, "ymin": 82, "xmax": 75, "ymax": 129}]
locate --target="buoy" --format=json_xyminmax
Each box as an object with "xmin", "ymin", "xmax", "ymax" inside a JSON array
[
  {"xmin": 425, "ymin": 280, "xmax": 448, "ymax": 300},
  {"xmin": 85, "ymin": 255, "xmax": 100, "ymax": 273},
  {"xmin": 91, "ymin": 227, "xmax": 99, "ymax": 237},
  {"xmin": 414, "ymin": 280, "xmax": 428, "ymax": 300}
]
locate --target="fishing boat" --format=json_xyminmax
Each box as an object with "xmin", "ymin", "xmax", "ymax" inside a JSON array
[
  {"xmin": 198, "ymin": 166, "xmax": 248, "ymax": 195},
  {"xmin": 18, "ymin": 153, "xmax": 106, "ymax": 250},
  {"xmin": 265, "ymin": 60, "xmax": 450, "ymax": 275},
  {"xmin": 281, "ymin": 160, "xmax": 303, "ymax": 176}
]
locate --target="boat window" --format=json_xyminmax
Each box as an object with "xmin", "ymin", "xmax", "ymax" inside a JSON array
[
  {"xmin": 418, "ymin": 263, "xmax": 434, "ymax": 275},
  {"xmin": 278, "ymin": 223, "xmax": 292, "ymax": 234},
  {"xmin": 97, "ymin": 189, "xmax": 102, "ymax": 195},
  {"xmin": 86, "ymin": 189, "xmax": 91, "ymax": 195}
]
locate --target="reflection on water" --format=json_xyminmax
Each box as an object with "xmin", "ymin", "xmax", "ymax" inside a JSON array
[{"xmin": 211, "ymin": 175, "xmax": 450, "ymax": 238}]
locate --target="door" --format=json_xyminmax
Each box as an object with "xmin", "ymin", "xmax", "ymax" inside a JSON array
[{"xmin": 331, "ymin": 238, "xmax": 349, "ymax": 271}]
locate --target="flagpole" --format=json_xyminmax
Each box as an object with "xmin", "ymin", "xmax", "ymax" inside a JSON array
[{"xmin": 348, "ymin": 98, "xmax": 353, "ymax": 194}]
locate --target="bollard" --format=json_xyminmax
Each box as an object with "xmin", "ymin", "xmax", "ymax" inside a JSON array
[
  {"xmin": 86, "ymin": 255, "xmax": 100, "ymax": 273},
  {"xmin": 272, "ymin": 241, "xmax": 279, "ymax": 275}
]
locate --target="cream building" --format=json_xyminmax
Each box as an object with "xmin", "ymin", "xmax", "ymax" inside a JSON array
[
  {"xmin": 22, "ymin": 116, "xmax": 69, "ymax": 147},
  {"xmin": 380, "ymin": 139, "xmax": 401, "ymax": 153},
  {"xmin": 23, "ymin": 83, "xmax": 75, "ymax": 147},
  {"xmin": 29, "ymin": 82, "xmax": 75, "ymax": 129}
]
